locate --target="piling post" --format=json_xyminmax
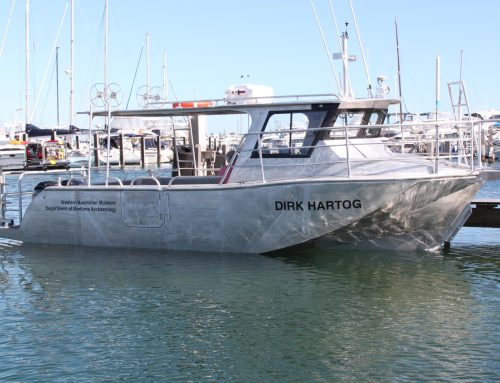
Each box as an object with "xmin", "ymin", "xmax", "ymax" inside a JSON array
[
  {"xmin": 156, "ymin": 136, "xmax": 161, "ymax": 167},
  {"xmin": 0, "ymin": 169, "xmax": 5, "ymax": 223},
  {"xmin": 140, "ymin": 135, "xmax": 146, "ymax": 168},
  {"xmin": 119, "ymin": 132, "xmax": 125, "ymax": 169},
  {"xmin": 93, "ymin": 133, "xmax": 100, "ymax": 166}
]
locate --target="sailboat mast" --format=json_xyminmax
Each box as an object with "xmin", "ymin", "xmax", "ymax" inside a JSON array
[
  {"xmin": 395, "ymin": 18, "xmax": 403, "ymax": 123},
  {"xmin": 56, "ymin": 46, "xmax": 60, "ymax": 126},
  {"xmin": 70, "ymin": 0, "xmax": 74, "ymax": 128},
  {"xmin": 146, "ymin": 33, "xmax": 150, "ymax": 91},
  {"xmin": 104, "ymin": 0, "xmax": 108, "ymax": 87},
  {"xmin": 435, "ymin": 55, "xmax": 440, "ymax": 122},
  {"xmin": 25, "ymin": 0, "xmax": 30, "ymax": 125},
  {"xmin": 162, "ymin": 49, "xmax": 168, "ymax": 101}
]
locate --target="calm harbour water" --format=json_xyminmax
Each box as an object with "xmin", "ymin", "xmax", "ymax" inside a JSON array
[{"xmin": 0, "ymin": 168, "xmax": 498, "ymax": 382}]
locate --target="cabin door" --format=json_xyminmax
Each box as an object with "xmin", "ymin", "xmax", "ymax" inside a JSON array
[{"xmin": 121, "ymin": 190, "xmax": 166, "ymax": 227}]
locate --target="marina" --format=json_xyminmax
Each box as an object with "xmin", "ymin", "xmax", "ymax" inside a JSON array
[{"xmin": 0, "ymin": 0, "xmax": 499, "ymax": 381}]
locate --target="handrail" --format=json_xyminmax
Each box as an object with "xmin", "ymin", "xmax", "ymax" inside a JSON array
[
  {"xmin": 15, "ymin": 168, "xmax": 87, "ymax": 224},
  {"xmin": 257, "ymin": 135, "xmax": 266, "ymax": 183},
  {"xmin": 344, "ymin": 124, "xmax": 352, "ymax": 178},
  {"xmin": 106, "ymin": 176, "xmax": 123, "ymax": 186},
  {"xmin": 130, "ymin": 176, "xmax": 160, "ymax": 186}
]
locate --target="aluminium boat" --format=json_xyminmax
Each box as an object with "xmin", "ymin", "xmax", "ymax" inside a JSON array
[{"xmin": 0, "ymin": 86, "xmax": 487, "ymax": 253}]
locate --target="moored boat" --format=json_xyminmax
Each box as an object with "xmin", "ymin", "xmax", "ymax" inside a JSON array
[
  {"xmin": 0, "ymin": 141, "xmax": 27, "ymax": 170},
  {"xmin": 0, "ymin": 87, "xmax": 488, "ymax": 253}
]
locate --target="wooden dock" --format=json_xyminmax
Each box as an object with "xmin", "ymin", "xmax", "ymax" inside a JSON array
[{"xmin": 464, "ymin": 199, "xmax": 500, "ymax": 228}]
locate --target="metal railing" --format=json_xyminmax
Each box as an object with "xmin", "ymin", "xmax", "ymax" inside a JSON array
[
  {"xmin": 0, "ymin": 168, "xmax": 88, "ymax": 226},
  {"xmin": 224, "ymin": 118, "xmax": 493, "ymax": 183}
]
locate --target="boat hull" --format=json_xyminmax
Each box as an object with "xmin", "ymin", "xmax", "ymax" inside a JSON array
[
  {"xmin": 0, "ymin": 147, "xmax": 26, "ymax": 170},
  {"xmin": 9, "ymin": 174, "xmax": 482, "ymax": 253},
  {"xmin": 315, "ymin": 177, "xmax": 482, "ymax": 251}
]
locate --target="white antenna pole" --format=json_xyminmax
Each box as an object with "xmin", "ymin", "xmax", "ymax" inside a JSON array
[
  {"xmin": 435, "ymin": 55, "xmax": 440, "ymax": 121},
  {"xmin": 162, "ymin": 49, "xmax": 168, "ymax": 101},
  {"xmin": 309, "ymin": 0, "xmax": 341, "ymax": 95},
  {"xmin": 341, "ymin": 30, "xmax": 350, "ymax": 98},
  {"xmin": 70, "ymin": 0, "xmax": 74, "ymax": 128},
  {"xmin": 330, "ymin": 1, "xmax": 354, "ymax": 98},
  {"xmin": 348, "ymin": 0, "xmax": 372, "ymax": 96},
  {"xmin": 25, "ymin": 0, "xmax": 30, "ymax": 125}
]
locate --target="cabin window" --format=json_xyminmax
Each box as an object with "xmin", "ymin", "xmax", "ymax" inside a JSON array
[
  {"xmin": 331, "ymin": 110, "xmax": 387, "ymax": 138},
  {"xmin": 252, "ymin": 110, "xmax": 327, "ymax": 158}
]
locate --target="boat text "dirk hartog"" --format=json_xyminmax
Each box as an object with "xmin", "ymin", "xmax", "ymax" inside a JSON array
[{"xmin": 275, "ymin": 200, "xmax": 362, "ymax": 211}]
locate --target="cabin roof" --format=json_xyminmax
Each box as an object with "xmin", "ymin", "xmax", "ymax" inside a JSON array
[
  {"xmin": 338, "ymin": 98, "xmax": 400, "ymax": 111},
  {"xmin": 84, "ymin": 97, "xmax": 400, "ymax": 119},
  {"xmin": 84, "ymin": 99, "xmax": 342, "ymax": 118}
]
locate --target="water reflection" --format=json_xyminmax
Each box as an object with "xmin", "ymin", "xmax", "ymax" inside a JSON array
[{"xmin": 0, "ymin": 243, "xmax": 498, "ymax": 381}]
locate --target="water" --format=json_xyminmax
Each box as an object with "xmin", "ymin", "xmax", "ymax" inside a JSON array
[{"xmin": 0, "ymin": 168, "xmax": 498, "ymax": 382}]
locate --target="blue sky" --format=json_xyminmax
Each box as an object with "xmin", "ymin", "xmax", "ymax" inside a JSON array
[{"xmin": 0, "ymin": 0, "xmax": 499, "ymax": 130}]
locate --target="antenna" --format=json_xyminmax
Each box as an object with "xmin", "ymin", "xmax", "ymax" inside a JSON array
[
  {"xmin": 89, "ymin": 82, "xmax": 122, "ymax": 185},
  {"xmin": 136, "ymin": 85, "xmax": 164, "ymax": 108},
  {"xmin": 90, "ymin": 83, "xmax": 123, "ymax": 110},
  {"xmin": 90, "ymin": 83, "xmax": 107, "ymax": 108},
  {"xmin": 332, "ymin": 23, "xmax": 356, "ymax": 99},
  {"xmin": 105, "ymin": 83, "xmax": 123, "ymax": 108},
  {"xmin": 149, "ymin": 86, "xmax": 163, "ymax": 103}
]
